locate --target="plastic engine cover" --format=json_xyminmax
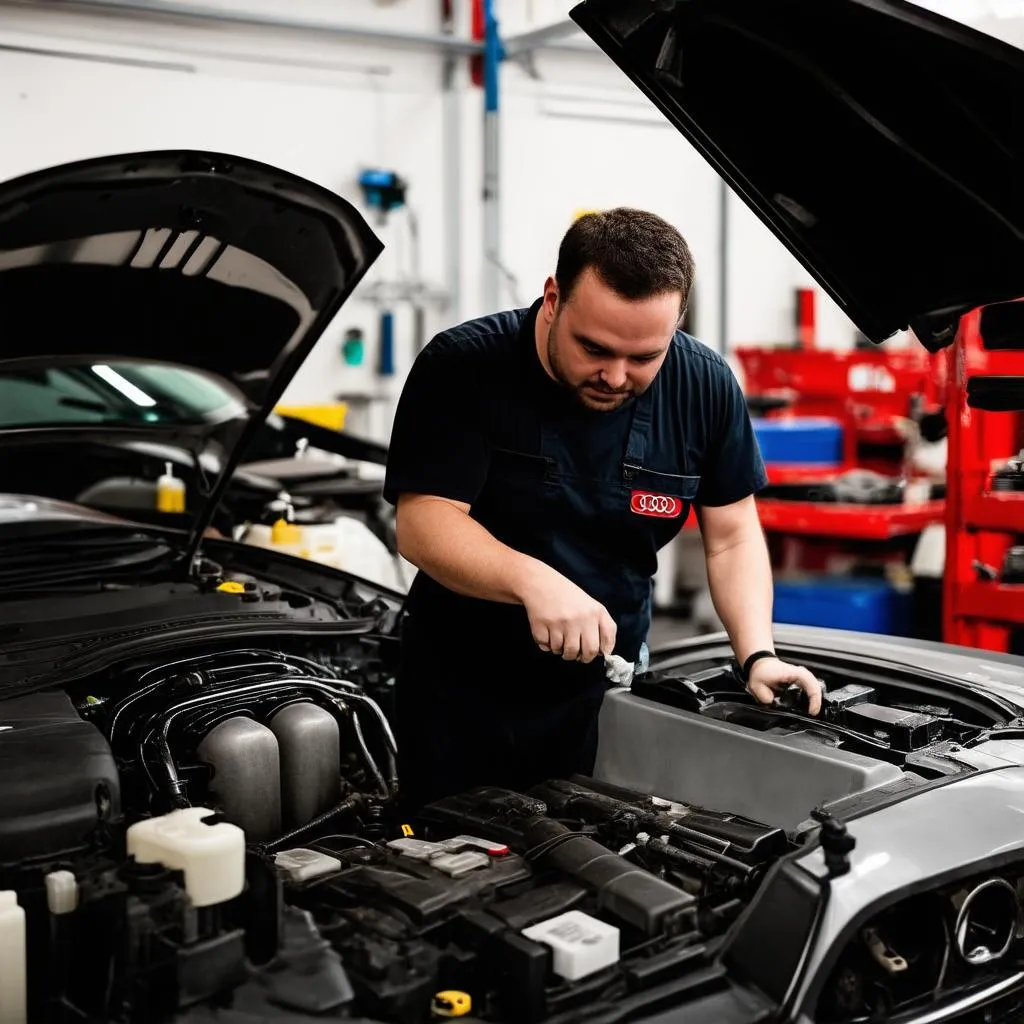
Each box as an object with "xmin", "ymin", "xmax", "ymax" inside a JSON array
[{"xmin": 0, "ymin": 691, "xmax": 120, "ymax": 861}]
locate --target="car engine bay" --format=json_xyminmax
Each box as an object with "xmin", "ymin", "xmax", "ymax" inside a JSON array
[{"xmin": 3, "ymin": 630, "xmax": 1024, "ymax": 1024}]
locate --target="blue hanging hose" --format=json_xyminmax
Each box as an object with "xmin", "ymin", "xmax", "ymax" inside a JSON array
[
  {"xmin": 378, "ymin": 310, "xmax": 395, "ymax": 377},
  {"xmin": 483, "ymin": 0, "xmax": 500, "ymax": 115}
]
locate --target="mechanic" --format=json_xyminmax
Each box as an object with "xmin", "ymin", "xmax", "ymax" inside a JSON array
[{"xmin": 384, "ymin": 208, "xmax": 822, "ymax": 811}]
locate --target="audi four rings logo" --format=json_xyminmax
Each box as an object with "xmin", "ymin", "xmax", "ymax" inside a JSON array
[{"xmin": 630, "ymin": 491, "xmax": 682, "ymax": 518}]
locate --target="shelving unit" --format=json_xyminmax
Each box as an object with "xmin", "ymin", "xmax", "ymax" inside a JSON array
[
  {"xmin": 736, "ymin": 344, "xmax": 948, "ymax": 476},
  {"xmin": 943, "ymin": 303, "xmax": 1024, "ymax": 653},
  {"xmin": 757, "ymin": 499, "xmax": 945, "ymax": 541}
]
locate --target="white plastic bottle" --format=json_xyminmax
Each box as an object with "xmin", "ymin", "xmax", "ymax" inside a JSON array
[{"xmin": 0, "ymin": 891, "xmax": 26, "ymax": 1024}]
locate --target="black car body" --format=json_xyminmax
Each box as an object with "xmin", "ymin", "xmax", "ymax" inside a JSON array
[{"xmin": 1, "ymin": 3, "xmax": 1023, "ymax": 1022}]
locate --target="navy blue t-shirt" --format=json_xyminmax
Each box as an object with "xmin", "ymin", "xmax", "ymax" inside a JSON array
[{"xmin": 384, "ymin": 300, "xmax": 767, "ymax": 516}]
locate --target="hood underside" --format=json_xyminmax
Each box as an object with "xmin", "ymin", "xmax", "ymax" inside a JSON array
[
  {"xmin": 0, "ymin": 151, "xmax": 382, "ymax": 555},
  {"xmin": 570, "ymin": 0, "xmax": 1024, "ymax": 350}
]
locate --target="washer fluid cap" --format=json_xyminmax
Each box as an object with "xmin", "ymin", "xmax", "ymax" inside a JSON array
[{"xmin": 127, "ymin": 807, "xmax": 245, "ymax": 908}]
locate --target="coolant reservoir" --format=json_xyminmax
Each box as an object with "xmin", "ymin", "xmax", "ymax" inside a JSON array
[
  {"xmin": 243, "ymin": 516, "xmax": 407, "ymax": 591},
  {"xmin": 245, "ymin": 520, "xmax": 311, "ymax": 560},
  {"xmin": 127, "ymin": 807, "xmax": 245, "ymax": 908},
  {"xmin": 0, "ymin": 891, "xmax": 26, "ymax": 1024}
]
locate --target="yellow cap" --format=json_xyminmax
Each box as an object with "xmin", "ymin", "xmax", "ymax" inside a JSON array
[
  {"xmin": 432, "ymin": 991, "xmax": 471, "ymax": 1018},
  {"xmin": 216, "ymin": 581, "xmax": 246, "ymax": 594},
  {"xmin": 270, "ymin": 517, "xmax": 302, "ymax": 545}
]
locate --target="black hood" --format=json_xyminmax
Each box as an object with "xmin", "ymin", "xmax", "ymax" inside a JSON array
[
  {"xmin": 570, "ymin": 0, "xmax": 1024, "ymax": 350},
  {"xmin": 0, "ymin": 151, "xmax": 382, "ymax": 561}
]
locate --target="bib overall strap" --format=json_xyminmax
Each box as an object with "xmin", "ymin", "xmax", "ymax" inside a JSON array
[{"xmin": 623, "ymin": 388, "xmax": 655, "ymax": 480}]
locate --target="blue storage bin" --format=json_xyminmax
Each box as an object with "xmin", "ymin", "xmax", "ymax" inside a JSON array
[
  {"xmin": 773, "ymin": 578, "xmax": 912, "ymax": 636},
  {"xmin": 752, "ymin": 417, "xmax": 843, "ymax": 466}
]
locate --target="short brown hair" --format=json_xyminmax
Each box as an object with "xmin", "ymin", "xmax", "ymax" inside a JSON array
[{"xmin": 555, "ymin": 208, "xmax": 695, "ymax": 314}]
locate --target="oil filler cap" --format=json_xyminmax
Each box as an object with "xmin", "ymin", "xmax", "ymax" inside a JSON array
[{"xmin": 432, "ymin": 990, "xmax": 471, "ymax": 1018}]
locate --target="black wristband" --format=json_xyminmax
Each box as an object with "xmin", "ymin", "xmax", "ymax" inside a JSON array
[{"xmin": 742, "ymin": 649, "xmax": 777, "ymax": 682}]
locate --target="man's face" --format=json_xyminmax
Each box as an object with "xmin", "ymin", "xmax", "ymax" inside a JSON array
[{"xmin": 539, "ymin": 267, "xmax": 680, "ymax": 412}]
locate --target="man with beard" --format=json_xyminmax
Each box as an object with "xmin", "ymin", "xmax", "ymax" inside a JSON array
[{"xmin": 384, "ymin": 208, "xmax": 821, "ymax": 810}]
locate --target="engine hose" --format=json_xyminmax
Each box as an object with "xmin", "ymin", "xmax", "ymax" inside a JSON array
[
  {"xmin": 299, "ymin": 676, "xmax": 398, "ymax": 793},
  {"xmin": 641, "ymin": 836, "xmax": 716, "ymax": 874},
  {"xmin": 144, "ymin": 681, "xmax": 307, "ymax": 807},
  {"xmin": 350, "ymin": 707, "xmax": 388, "ymax": 797},
  {"xmin": 262, "ymin": 794, "xmax": 366, "ymax": 855},
  {"xmin": 339, "ymin": 692, "xmax": 398, "ymax": 794},
  {"xmin": 299, "ymin": 676, "xmax": 396, "ymax": 750},
  {"xmin": 108, "ymin": 649, "xmax": 319, "ymax": 745},
  {"xmin": 661, "ymin": 829, "xmax": 754, "ymax": 878},
  {"xmin": 141, "ymin": 677, "xmax": 393, "ymax": 806}
]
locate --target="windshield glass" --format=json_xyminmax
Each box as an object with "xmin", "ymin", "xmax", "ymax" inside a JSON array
[{"xmin": 0, "ymin": 363, "xmax": 245, "ymax": 429}]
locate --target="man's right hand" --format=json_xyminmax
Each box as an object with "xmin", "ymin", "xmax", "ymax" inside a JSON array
[
  {"xmin": 517, "ymin": 563, "xmax": 617, "ymax": 664},
  {"xmin": 396, "ymin": 494, "xmax": 616, "ymax": 664}
]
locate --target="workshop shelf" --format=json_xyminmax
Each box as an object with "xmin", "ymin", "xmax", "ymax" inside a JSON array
[
  {"xmin": 962, "ymin": 491, "xmax": 1024, "ymax": 534},
  {"xmin": 756, "ymin": 499, "xmax": 946, "ymax": 540},
  {"xmin": 955, "ymin": 582, "xmax": 1024, "ymax": 628}
]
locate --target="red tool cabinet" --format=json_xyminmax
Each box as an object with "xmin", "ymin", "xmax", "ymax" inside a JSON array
[{"xmin": 944, "ymin": 303, "xmax": 1024, "ymax": 653}]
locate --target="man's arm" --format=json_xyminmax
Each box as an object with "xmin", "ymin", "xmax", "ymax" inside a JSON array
[
  {"xmin": 396, "ymin": 494, "xmax": 616, "ymax": 662},
  {"xmin": 385, "ymin": 342, "xmax": 616, "ymax": 664},
  {"xmin": 696, "ymin": 497, "xmax": 822, "ymax": 715},
  {"xmin": 692, "ymin": 358, "xmax": 821, "ymax": 714},
  {"xmin": 396, "ymin": 494, "xmax": 530, "ymax": 605},
  {"xmin": 696, "ymin": 496, "xmax": 775, "ymax": 663}
]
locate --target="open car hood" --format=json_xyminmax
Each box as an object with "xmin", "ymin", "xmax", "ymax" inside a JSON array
[
  {"xmin": 0, "ymin": 150, "xmax": 382, "ymax": 563},
  {"xmin": 570, "ymin": 0, "xmax": 1024, "ymax": 350}
]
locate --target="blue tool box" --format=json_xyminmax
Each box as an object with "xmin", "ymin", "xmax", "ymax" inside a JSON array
[
  {"xmin": 752, "ymin": 417, "xmax": 843, "ymax": 466},
  {"xmin": 773, "ymin": 577, "xmax": 912, "ymax": 636}
]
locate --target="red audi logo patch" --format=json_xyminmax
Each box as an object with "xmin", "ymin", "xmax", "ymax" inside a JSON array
[{"xmin": 630, "ymin": 491, "xmax": 683, "ymax": 518}]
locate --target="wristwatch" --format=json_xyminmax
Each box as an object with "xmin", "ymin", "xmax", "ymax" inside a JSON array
[{"xmin": 741, "ymin": 649, "xmax": 777, "ymax": 682}]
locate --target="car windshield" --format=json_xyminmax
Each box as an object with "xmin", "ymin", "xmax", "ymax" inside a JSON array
[{"xmin": 0, "ymin": 362, "xmax": 245, "ymax": 429}]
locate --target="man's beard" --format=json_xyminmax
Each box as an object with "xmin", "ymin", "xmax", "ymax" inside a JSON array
[{"xmin": 547, "ymin": 323, "xmax": 635, "ymax": 411}]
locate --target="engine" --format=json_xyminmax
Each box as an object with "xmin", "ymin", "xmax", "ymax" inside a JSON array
[
  {"xmin": 90, "ymin": 648, "xmax": 399, "ymax": 840},
  {"xmin": 6, "ymin": 646, "xmax": 1023, "ymax": 1024},
  {"xmin": 0, "ymin": 647, "xmax": 789, "ymax": 1024}
]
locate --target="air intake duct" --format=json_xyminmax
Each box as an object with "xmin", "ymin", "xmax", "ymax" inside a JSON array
[{"xmin": 519, "ymin": 816, "xmax": 695, "ymax": 937}]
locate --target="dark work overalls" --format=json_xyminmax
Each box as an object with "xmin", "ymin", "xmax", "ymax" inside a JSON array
[{"xmin": 395, "ymin": 353, "xmax": 699, "ymax": 812}]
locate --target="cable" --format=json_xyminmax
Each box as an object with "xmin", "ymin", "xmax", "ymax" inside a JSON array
[
  {"xmin": 312, "ymin": 834, "xmax": 378, "ymax": 851},
  {"xmin": 262, "ymin": 796, "xmax": 366, "ymax": 854}
]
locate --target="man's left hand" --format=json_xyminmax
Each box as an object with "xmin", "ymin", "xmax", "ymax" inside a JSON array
[{"xmin": 747, "ymin": 657, "xmax": 823, "ymax": 716}]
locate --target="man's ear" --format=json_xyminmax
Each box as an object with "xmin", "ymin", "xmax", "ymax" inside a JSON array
[{"xmin": 541, "ymin": 275, "xmax": 560, "ymax": 322}]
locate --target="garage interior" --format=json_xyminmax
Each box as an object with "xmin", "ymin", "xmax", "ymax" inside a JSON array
[
  {"xmin": 2, "ymin": 2, "xmax": 1024, "ymax": 1023},
  {"xmin": 2, "ymin": 0, "xmax": 1017, "ymax": 653}
]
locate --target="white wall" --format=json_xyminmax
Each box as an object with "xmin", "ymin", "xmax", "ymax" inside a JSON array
[{"xmin": 0, "ymin": 0, "xmax": 864, "ymax": 438}]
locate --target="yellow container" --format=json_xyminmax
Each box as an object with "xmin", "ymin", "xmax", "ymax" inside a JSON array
[{"xmin": 274, "ymin": 403, "xmax": 348, "ymax": 432}]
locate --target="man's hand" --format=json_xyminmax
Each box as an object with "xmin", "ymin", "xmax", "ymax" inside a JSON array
[
  {"xmin": 517, "ymin": 563, "xmax": 617, "ymax": 663},
  {"xmin": 747, "ymin": 657, "xmax": 823, "ymax": 716},
  {"xmin": 396, "ymin": 494, "xmax": 617, "ymax": 664}
]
